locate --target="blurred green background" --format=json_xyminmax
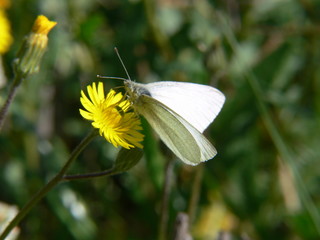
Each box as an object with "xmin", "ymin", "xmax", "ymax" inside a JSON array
[{"xmin": 1, "ymin": 0, "xmax": 320, "ymax": 239}]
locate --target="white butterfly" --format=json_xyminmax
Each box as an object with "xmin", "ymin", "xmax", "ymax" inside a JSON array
[{"xmin": 124, "ymin": 80, "xmax": 225, "ymax": 165}]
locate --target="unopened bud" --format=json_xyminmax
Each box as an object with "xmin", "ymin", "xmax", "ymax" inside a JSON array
[{"xmin": 14, "ymin": 15, "xmax": 57, "ymax": 77}]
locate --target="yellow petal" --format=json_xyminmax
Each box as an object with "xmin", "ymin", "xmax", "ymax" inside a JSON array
[{"xmin": 32, "ymin": 15, "xmax": 57, "ymax": 35}]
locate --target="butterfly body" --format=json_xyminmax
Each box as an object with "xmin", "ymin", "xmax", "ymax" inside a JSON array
[{"xmin": 124, "ymin": 80, "xmax": 225, "ymax": 165}]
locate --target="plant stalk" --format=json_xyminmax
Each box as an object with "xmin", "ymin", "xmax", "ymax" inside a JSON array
[
  {"xmin": 0, "ymin": 130, "xmax": 97, "ymax": 240},
  {"xmin": 0, "ymin": 72, "xmax": 24, "ymax": 130},
  {"xmin": 158, "ymin": 158, "xmax": 174, "ymax": 240}
]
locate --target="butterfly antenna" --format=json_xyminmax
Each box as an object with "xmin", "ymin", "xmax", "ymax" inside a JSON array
[
  {"xmin": 114, "ymin": 47, "xmax": 131, "ymax": 80},
  {"xmin": 96, "ymin": 75, "xmax": 128, "ymax": 81}
]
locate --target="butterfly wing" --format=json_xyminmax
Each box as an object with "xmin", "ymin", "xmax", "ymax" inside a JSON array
[
  {"xmin": 135, "ymin": 95, "xmax": 217, "ymax": 165},
  {"xmin": 143, "ymin": 81, "xmax": 225, "ymax": 133}
]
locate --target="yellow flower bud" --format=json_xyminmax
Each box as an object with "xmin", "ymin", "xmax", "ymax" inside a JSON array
[{"xmin": 14, "ymin": 15, "xmax": 57, "ymax": 77}]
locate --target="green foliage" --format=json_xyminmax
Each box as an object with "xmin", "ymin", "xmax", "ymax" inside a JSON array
[{"xmin": 1, "ymin": 0, "xmax": 320, "ymax": 239}]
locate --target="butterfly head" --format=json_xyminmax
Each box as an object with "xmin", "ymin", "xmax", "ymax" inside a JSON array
[{"xmin": 124, "ymin": 80, "xmax": 150, "ymax": 105}]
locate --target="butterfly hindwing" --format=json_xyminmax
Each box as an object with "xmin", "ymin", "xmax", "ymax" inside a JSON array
[{"xmin": 136, "ymin": 95, "xmax": 216, "ymax": 165}]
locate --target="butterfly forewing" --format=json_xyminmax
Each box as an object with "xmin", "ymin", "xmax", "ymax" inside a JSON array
[{"xmin": 144, "ymin": 81, "xmax": 225, "ymax": 133}]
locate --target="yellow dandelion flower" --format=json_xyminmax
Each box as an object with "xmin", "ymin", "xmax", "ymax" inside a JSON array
[
  {"xmin": 0, "ymin": 9, "xmax": 13, "ymax": 54},
  {"xmin": 80, "ymin": 82, "xmax": 144, "ymax": 149}
]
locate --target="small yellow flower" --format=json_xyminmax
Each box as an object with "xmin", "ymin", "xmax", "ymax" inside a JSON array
[
  {"xmin": 0, "ymin": 9, "xmax": 12, "ymax": 54},
  {"xmin": 80, "ymin": 82, "xmax": 144, "ymax": 149}
]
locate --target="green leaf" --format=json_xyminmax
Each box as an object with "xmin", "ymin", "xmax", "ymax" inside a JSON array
[{"xmin": 112, "ymin": 147, "xmax": 144, "ymax": 174}]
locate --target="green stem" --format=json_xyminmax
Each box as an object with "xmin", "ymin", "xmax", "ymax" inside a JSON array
[
  {"xmin": 188, "ymin": 164, "xmax": 204, "ymax": 225},
  {"xmin": 63, "ymin": 169, "xmax": 114, "ymax": 181},
  {"xmin": 0, "ymin": 130, "xmax": 97, "ymax": 240},
  {"xmin": 247, "ymin": 71, "xmax": 320, "ymax": 235},
  {"xmin": 0, "ymin": 72, "xmax": 24, "ymax": 130},
  {"xmin": 158, "ymin": 158, "xmax": 174, "ymax": 240}
]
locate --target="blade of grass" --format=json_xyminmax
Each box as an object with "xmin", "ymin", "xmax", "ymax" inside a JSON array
[{"xmin": 217, "ymin": 12, "xmax": 320, "ymax": 235}]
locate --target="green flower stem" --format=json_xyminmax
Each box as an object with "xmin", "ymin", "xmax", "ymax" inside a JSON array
[
  {"xmin": 0, "ymin": 130, "xmax": 97, "ymax": 240},
  {"xmin": 0, "ymin": 72, "xmax": 24, "ymax": 130},
  {"xmin": 63, "ymin": 147, "xmax": 144, "ymax": 181},
  {"xmin": 158, "ymin": 158, "xmax": 174, "ymax": 240},
  {"xmin": 188, "ymin": 164, "xmax": 204, "ymax": 225},
  {"xmin": 63, "ymin": 169, "xmax": 114, "ymax": 181}
]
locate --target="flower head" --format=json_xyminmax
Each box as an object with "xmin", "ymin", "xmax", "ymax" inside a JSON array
[
  {"xmin": 80, "ymin": 82, "xmax": 144, "ymax": 149},
  {"xmin": 14, "ymin": 15, "xmax": 57, "ymax": 77}
]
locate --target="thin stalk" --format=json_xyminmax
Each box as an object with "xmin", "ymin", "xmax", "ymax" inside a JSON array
[
  {"xmin": 188, "ymin": 164, "xmax": 204, "ymax": 225},
  {"xmin": 63, "ymin": 169, "xmax": 114, "ymax": 181},
  {"xmin": 158, "ymin": 158, "xmax": 174, "ymax": 240},
  {"xmin": 0, "ymin": 72, "xmax": 24, "ymax": 130},
  {"xmin": 0, "ymin": 130, "xmax": 97, "ymax": 240},
  {"xmin": 246, "ymin": 71, "xmax": 320, "ymax": 235},
  {"xmin": 65, "ymin": 146, "xmax": 144, "ymax": 181}
]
